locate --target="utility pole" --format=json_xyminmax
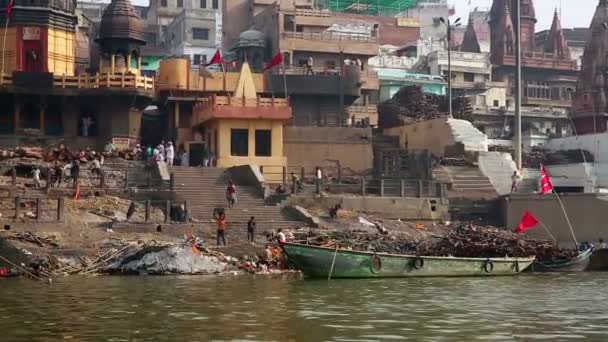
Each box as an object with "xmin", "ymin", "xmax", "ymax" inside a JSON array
[
  {"xmin": 440, "ymin": 17, "xmax": 461, "ymax": 118},
  {"xmin": 514, "ymin": 0, "xmax": 522, "ymax": 170}
]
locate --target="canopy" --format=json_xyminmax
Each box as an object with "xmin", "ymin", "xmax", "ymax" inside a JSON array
[{"xmin": 321, "ymin": 0, "xmax": 419, "ymax": 15}]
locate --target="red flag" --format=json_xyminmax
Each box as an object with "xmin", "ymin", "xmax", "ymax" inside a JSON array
[
  {"xmin": 205, "ymin": 49, "xmax": 223, "ymax": 66},
  {"xmin": 6, "ymin": 0, "xmax": 13, "ymax": 19},
  {"xmin": 263, "ymin": 52, "xmax": 283, "ymax": 71},
  {"xmin": 539, "ymin": 164, "xmax": 554, "ymax": 195},
  {"xmin": 515, "ymin": 211, "xmax": 539, "ymax": 233}
]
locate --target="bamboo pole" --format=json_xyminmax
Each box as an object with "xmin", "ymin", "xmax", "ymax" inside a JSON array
[
  {"xmin": 537, "ymin": 220, "xmax": 557, "ymax": 244},
  {"xmin": 554, "ymin": 192, "xmax": 578, "ymax": 247},
  {"xmin": 327, "ymin": 243, "xmax": 339, "ymax": 280}
]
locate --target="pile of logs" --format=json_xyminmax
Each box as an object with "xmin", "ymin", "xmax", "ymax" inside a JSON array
[
  {"xmin": 378, "ymin": 85, "xmax": 474, "ymax": 129},
  {"xmin": 296, "ymin": 224, "xmax": 578, "ymax": 262},
  {"xmin": 523, "ymin": 147, "xmax": 594, "ymax": 168},
  {"xmin": 0, "ymin": 144, "xmax": 140, "ymax": 163}
]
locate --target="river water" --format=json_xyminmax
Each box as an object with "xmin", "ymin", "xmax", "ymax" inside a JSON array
[{"xmin": 1, "ymin": 273, "xmax": 607, "ymax": 341}]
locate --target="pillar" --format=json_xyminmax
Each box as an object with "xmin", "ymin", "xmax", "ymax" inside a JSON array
[
  {"xmin": 137, "ymin": 56, "xmax": 142, "ymax": 74},
  {"xmin": 127, "ymin": 53, "xmax": 132, "ymax": 73},
  {"xmin": 110, "ymin": 54, "xmax": 116, "ymax": 74}
]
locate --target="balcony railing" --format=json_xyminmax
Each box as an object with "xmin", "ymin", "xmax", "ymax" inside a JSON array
[
  {"xmin": 213, "ymin": 96, "xmax": 289, "ymax": 107},
  {"xmin": 0, "ymin": 72, "xmax": 155, "ymax": 93},
  {"xmin": 295, "ymin": 8, "xmax": 332, "ymax": 17},
  {"xmin": 282, "ymin": 31, "xmax": 379, "ymax": 43}
]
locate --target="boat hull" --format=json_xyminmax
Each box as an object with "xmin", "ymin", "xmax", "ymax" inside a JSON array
[
  {"xmin": 529, "ymin": 247, "xmax": 593, "ymax": 272},
  {"xmin": 588, "ymin": 248, "xmax": 608, "ymax": 271},
  {"xmin": 283, "ymin": 243, "xmax": 535, "ymax": 278}
]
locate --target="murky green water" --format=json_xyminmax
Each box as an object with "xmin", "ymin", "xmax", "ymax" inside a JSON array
[{"xmin": 1, "ymin": 273, "xmax": 608, "ymax": 341}]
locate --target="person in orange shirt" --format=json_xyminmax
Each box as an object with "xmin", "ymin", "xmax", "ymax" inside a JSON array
[{"xmin": 214, "ymin": 210, "xmax": 227, "ymax": 247}]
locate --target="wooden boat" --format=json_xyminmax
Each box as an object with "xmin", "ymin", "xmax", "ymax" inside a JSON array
[
  {"xmin": 529, "ymin": 247, "xmax": 593, "ymax": 272},
  {"xmin": 587, "ymin": 248, "xmax": 608, "ymax": 271},
  {"xmin": 283, "ymin": 242, "xmax": 535, "ymax": 279}
]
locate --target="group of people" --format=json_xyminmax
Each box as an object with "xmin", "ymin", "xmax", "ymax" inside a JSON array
[
  {"xmin": 303, "ymin": 56, "xmax": 365, "ymax": 76},
  {"xmin": 146, "ymin": 141, "xmax": 175, "ymax": 165},
  {"xmin": 30, "ymin": 157, "xmax": 102, "ymax": 189}
]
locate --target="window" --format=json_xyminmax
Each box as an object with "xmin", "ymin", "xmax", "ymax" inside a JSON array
[
  {"xmin": 255, "ymin": 130, "xmax": 272, "ymax": 157},
  {"xmin": 231, "ymin": 129, "xmax": 249, "ymax": 156},
  {"xmin": 200, "ymin": 0, "xmax": 206, "ymax": 8},
  {"xmin": 192, "ymin": 28, "xmax": 209, "ymax": 40},
  {"xmin": 193, "ymin": 54, "xmax": 201, "ymax": 65},
  {"xmin": 506, "ymin": 100, "xmax": 511, "ymax": 108},
  {"xmin": 160, "ymin": 0, "xmax": 167, "ymax": 6},
  {"xmin": 493, "ymin": 100, "xmax": 499, "ymax": 107},
  {"xmin": 463, "ymin": 72, "xmax": 475, "ymax": 82},
  {"xmin": 212, "ymin": 0, "xmax": 218, "ymax": 9},
  {"xmin": 177, "ymin": 0, "xmax": 183, "ymax": 7}
]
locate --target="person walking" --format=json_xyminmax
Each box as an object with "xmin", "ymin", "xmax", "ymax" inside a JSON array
[
  {"xmin": 54, "ymin": 162, "xmax": 63, "ymax": 188},
  {"xmin": 511, "ymin": 171, "xmax": 521, "ymax": 193},
  {"xmin": 226, "ymin": 180, "xmax": 237, "ymax": 208},
  {"xmin": 91, "ymin": 156, "xmax": 102, "ymax": 178},
  {"xmin": 201, "ymin": 145, "xmax": 210, "ymax": 167},
  {"xmin": 32, "ymin": 167, "xmax": 41, "ymax": 188},
  {"xmin": 214, "ymin": 210, "xmax": 227, "ymax": 247},
  {"xmin": 165, "ymin": 142, "xmax": 175, "ymax": 166},
  {"xmin": 247, "ymin": 216, "xmax": 256, "ymax": 243},
  {"xmin": 306, "ymin": 56, "xmax": 314, "ymax": 75},
  {"xmin": 145, "ymin": 146, "xmax": 153, "ymax": 161},
  {"xmin": 158, "ymin": 141, "xmax": 165, "ymax": 162},
  {"xmin": 71, "ymin": 160, "xmax": 81, "ymax": 188},
  {"xmin": 291, "ymin": 172, "xmax": 303, "ymax": 194}
]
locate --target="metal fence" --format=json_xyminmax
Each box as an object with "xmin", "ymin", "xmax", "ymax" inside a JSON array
[
  {"xmin": 0, "ymin": 197, "xmax": 64, "ymax": 222},
  {"xmin": 259, "ymin": 165, "xmax": 445, "ymax": 198}
]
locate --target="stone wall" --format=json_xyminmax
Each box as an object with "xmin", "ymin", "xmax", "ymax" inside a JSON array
[
  {"xmin": 283, "ymin": 127, "xmax": 373, "ymax": 174},
  {"xmin": 288, "ymin": 195, "xmax": 449, "ymax": 221},
  {"xmin": 502, "ymin": 193, "xmax": 608, "ymax": 248}
]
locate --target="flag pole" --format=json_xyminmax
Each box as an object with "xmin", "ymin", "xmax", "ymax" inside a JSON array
[{"xmin": 553, "ymin": 191, "xmax": 578, "ymax": 247}]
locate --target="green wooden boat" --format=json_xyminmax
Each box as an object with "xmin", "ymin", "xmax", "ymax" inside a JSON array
[{"xmin": 283, "ymin": 242, "xmax": 535, "ymax": 278}]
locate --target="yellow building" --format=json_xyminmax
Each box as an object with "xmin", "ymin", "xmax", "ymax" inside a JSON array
[{"xmin": 196, "ymin": 63, "xmax": 291, "ymax": 170}]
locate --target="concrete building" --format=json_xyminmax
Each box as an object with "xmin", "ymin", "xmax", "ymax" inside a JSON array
[
  {"xmin": 489, "ymin": 0, "xmax": 578, "ymax": 115},
  {"xmin": 163, "ymin": 6, "xmax": 221, "ymax": 65},
  {"xmin": 0, "ymin": 0, "xmax": 154, "ymax": 149},
  {"xmin": 223, "ymin": 1, "xmax": 382, "ymax": 127}
]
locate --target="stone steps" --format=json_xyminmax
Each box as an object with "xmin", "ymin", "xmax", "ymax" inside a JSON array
[{"xmin": 171, "ymin": 167, "xmax": 302, "ymax": 227}]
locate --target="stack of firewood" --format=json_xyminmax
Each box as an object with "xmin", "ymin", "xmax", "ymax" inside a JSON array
[{"xmin": 378, "ymin": 85, "xmax": 474, "ymax": 129}]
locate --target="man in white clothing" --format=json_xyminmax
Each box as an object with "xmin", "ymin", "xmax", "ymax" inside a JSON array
[{"xmin": 165, "ymin": 142, "xmax": 175, "ymax": 166}]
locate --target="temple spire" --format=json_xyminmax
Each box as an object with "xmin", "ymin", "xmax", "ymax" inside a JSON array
[
  {"xmin": 544, "ymin": 8, "xmax": 569, "ymax": 59},
  {"xmin": 460, "ymin": 12, "xmax": 481, "ymax": 53},
  {"xmin": 571, "ymin": 0, "xmax": 608, "ymax": 133}
]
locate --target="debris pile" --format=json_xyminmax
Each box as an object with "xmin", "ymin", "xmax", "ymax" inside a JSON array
[
  {"xmin": 65, "ymin": 196, "xmax": 165, "ymax": 222},
  {"xmin": 104, "ymin": 243, "xmax": 233, "ymax": 275},
  {"xmin": 378, "ymin": 86, "xmax": 474, "ymax": 129},
  {"xmin": 296, "ymin": 224, "xmax": 578, "ymax": 261}
]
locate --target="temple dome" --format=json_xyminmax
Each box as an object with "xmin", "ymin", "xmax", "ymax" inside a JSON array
[
  {"xmin": 235, "ymin": 29, "xmax": 266, "ymax": 48},
  {"xmin": 96, "ymin": 0, "xmax": 145, "ymax": 45}
]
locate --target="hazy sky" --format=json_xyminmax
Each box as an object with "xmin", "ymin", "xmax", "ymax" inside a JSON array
[{"xmin": 450, "ymin": 0, "xmax": 596, "ymax": 30}]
